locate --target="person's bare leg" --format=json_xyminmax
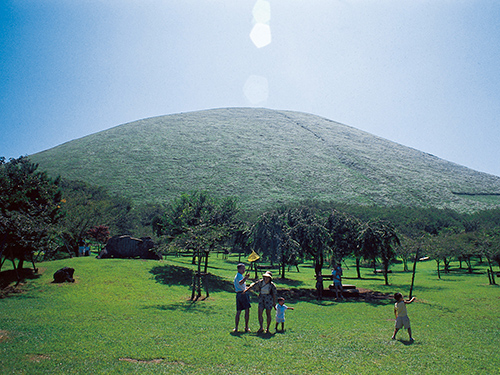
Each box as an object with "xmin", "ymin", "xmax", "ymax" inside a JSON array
[
  {"xmin": 234, "ymin": 310, "xmax": 242, "ymax": 332},
  {"xmin": 244, "ymin": 309, "xmax": 250, "ymax": 331},
  {"xmin": 265, "ymin": 309, "xmax": 272, "ymax": 333},
  {"xmin": 258, "ymin": 307, "xmax": 264, "ymax": 332},
  {"xmin": 392, "ymin": 327, "xmax": 399, "ymax": 339}
]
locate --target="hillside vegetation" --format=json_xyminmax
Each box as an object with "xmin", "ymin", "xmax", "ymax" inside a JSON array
[{"xmin": 30, "ymin": 108, "xmax": 500, "ymax": 212}]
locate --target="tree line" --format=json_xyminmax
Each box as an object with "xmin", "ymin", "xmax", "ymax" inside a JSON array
[{"xmin": 1, "ymin": 157, "xmax": 499, "ymax": 285}]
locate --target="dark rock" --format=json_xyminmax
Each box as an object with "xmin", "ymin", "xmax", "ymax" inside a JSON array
[
  {"xmin": 53, "ymin": 267, "xmax": 75, "ymax": 283},
  {"xmin": 97, "ymin": 235, "xmax": 161, "ymax": 260}
]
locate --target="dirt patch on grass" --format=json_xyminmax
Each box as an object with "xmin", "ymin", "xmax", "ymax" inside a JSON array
[
  {"xmin": 278, "ymin": 287, "xmax": 392, "ymax": 302},
  {"xmin": 0, "ymin": 285, "xmax": 24, "ymax": 298},
  {"xmin": 0, "ymin": 330, "xmax": 12, "ymax": 342},
  {"xmin": 27, "ymin": 354, "xmax": 51, "ymax": 362},
  {"xmin": 356, "ymin": 288, "xmax": 393, "ymax": 301},
  {"xmin": 119, "ymin": 358, "xmax": 185, "ymax": 365}
]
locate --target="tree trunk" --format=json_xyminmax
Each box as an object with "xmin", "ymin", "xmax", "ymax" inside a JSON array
[
  {"xmin": 197, "ymin": 253, "xmax": 202, "ymax": 299},
  {"xmin": 314, "ymin": 252, "xmax": 324, "ymax": 276},
  {"xmin": 383, "ymin": 260, "xmax": 389, "ymax": 286},
  {"xmin": 486, "ymin": 257, "xmax": 496, "ymax": 285},
  {"xmin": 203, "ymin": 251, "xmax": 209, "ymax": 274},
  {"xmin": 0, "ymin": 256, "xmax": 6, "ymax": 273},
  {"xmin": 465, "ymin": 256, "xmax": 473, "ymax": 274},
  {"xmin": 443, "ymin": 257, "xmax": 450, "ymax": 273},
  {"xmin": 409, "ymin": 250, "xmax": 419, "ymax": 299}
]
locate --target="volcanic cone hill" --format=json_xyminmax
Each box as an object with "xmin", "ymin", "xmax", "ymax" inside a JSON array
[{"xmin": 30, "ymin": 108, "xmax": 500, "ymax": 212}]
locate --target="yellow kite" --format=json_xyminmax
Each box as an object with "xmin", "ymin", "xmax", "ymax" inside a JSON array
[{"xmin": 247, "ymin": 250, "xmax": 260, "ymax": 263}]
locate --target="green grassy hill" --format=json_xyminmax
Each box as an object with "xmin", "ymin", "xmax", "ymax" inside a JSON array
[{"xmin": 30, "ymin": 108, "xmax": 500, "ymax": 212}]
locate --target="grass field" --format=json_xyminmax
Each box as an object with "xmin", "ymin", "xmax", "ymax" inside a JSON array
[{"xmin": 1, "ymin": 254, "xmax": 499, "ymax": 374}]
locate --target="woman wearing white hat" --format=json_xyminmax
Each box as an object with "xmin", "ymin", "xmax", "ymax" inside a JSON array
[{"xmin": 244, "ymin": 271, "xmax": 277, "ymax": 333}]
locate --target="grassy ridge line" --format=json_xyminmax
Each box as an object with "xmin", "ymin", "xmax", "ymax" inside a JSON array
[
  {"xmin": 30, "ymin": 108, "xmax": 500, "ymax": 212},
  {"xmin": 0, "ymin": 256, "xmax": 499, "ymax": 374}
]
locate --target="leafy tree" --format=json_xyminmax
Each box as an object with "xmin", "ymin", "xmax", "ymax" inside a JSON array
[
  {"xmin": 469, "ymin": 229, "xmax": 500, "ymax": 284},
  {"xmin": 0, "ymin": 157, "xmax": 62, "ymax": 275},
  {"xmin": 154, "ymin": 191, "xmax": 240, "ymax": 299},
  {"xmin": 85, "ymin": 225, "xmax": 110, "ymax": 252},
  {"xmin": 230, "ymin": 221, "xmax": 252, "ymax": 262},
  {"xmin": 130, "ymin": 202, "xmax": 165, "ymax": 237},
  {"xmin": 251, "ymin": 210, "xmax": 285, "ymax": 266},
  {"xmin": 359, "ymin": 220, "xmax": 399, "ymax": 285},
  {"xmin": 53, "ymin": 179, "xmax": 133, "ymax": 258},
  {"xmin": 325, "ymin": 210, "xmax": 360, "ymax": 266},
  {"xmin": 428, "ymin": 233, "xmax": 456, "ymax": 278},
  {"xmin": 286, "ymin": 206, "xmax": 331, "ymax": 276}
]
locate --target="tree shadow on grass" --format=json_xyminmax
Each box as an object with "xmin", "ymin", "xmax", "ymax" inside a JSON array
[
  {"xmin": 275, "ymin": 278, "xmax": 304, "ymax": 287},
  {"xmin": 146, "ymin": 301, "xmax": 218, "ymax": 315},
  {"xmin": 0, "ymin": 268, "xmax": 41, "ymax": 297},
  {"xmin": 343, "ymin": 276, "xmax": 385, "ymax": 281},
  {"xmin": 278, "ymin": 288, "xmax": 393, "ymax": 306},
  {"xmin": 150, "ymin": 265, "xmax": 233, "ymax": 293}
]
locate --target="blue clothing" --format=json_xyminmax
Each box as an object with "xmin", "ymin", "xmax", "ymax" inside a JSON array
[
  {"xmin": 234, "ymin": 272, "xmax": 246, "ymax": 292},
  {"xmin": 275, "ymin": 304, "xmax": 289, "ymax": 323},
  {"xmin": 332, "ymin": 268, "xmax": 342, "ymax": 286},
  {"xmin": 234, "ymin": 272, "xmax": 250, "ymax": 310}
]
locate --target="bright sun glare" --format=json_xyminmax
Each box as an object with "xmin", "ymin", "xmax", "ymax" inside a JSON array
[{"xmin": 245, "ymin": 0, "xmax": 271, "ymax": 104}]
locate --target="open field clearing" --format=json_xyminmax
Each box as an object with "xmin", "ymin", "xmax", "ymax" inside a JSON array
[{"xmin": 1, "ymin": 255, "xmax": 499, "ymax": 374}]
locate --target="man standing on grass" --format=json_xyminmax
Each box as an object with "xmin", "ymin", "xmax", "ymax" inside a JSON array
[{"xmin": 233, "ymin": 263, "xmax": 251, "ymax": 332}]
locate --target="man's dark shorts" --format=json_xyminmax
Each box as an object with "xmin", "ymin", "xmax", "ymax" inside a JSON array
[{"xmin": 236, "ymin": 292, "xmax": 251, "ymax": 311}]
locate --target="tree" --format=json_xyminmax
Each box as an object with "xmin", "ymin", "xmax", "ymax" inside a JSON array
[
  {"xmin": 359, "ymin": 220, "xmax": 399, "ymax": 285},
  {"xmin": 154, "ymin": 191, "xmax": 240, "ymax": 299},
  {"xmin": 470, "ymin": 229, "xmax": 500, "ymax": 285},
  {"xmin": 325, "ymin": 210, "xmax": 359, "ymax": 267},
  {"xmin": 251, "ymin": 210, "xmax": 285, "ymax": 267},
  {"xmin": 286, "ymin": 206, "xmax": 331, "ymax": 276},
  {"xmin": 428, "ymin": 233, "xmax": 456, "ymax": 278},
  {"xmin": 0, "ymin": 157, "xmax": 62, "ymax": 276},
  {"xmin": 53, "ymin": 179, "xmax": 133, "ymax": 258},
  {"xmin": 85, "ymin": 225, "xmax": 110, "ymax": 253}
]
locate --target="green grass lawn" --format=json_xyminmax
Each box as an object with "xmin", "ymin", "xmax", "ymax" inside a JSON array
[{"xmin": 1, "ymin": 255, "xmax": 499, "ymax": 374}]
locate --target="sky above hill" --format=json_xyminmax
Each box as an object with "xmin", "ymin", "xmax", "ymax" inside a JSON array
[{"xmin": 1, "ymin": 1, "xmax": 499, "ymax": 177}]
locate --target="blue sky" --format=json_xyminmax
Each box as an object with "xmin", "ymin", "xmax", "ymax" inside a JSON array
[{"xmin": 1, "ymin": 0, "xmax": 499, "ymax": 177}]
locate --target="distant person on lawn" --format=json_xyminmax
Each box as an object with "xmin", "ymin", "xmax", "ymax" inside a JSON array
[
  {"xmin": 315, "ymin": 272, "xmax": 324, "ymax": 300},
  {"xmin": 233, "ymin": 263, "xmax": 251, "ymax": 333},
  {"xmin": 244, "ymin": 271, "xmax": 277, "ymax": 334},
  {"xmin": 392, "ymin": 292, "xmax": 416, "ymax": 342},
  {"xmin": 332, "ymin": 264, "xmax": 345, "ymax": 300}
]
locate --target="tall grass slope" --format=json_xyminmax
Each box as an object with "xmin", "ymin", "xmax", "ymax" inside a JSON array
[{"xmin": 30, "ymin": 108, "xmax": 500, "ymax": 212}]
